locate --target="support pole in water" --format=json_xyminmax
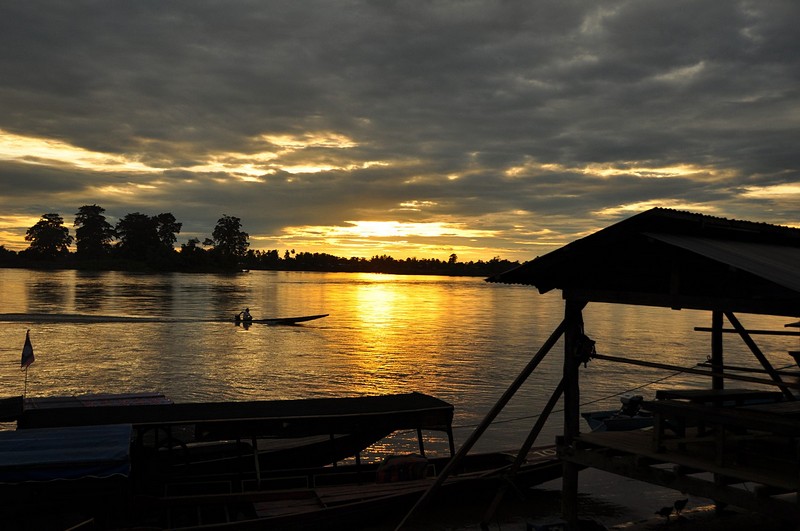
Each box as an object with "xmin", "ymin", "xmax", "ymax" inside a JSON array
[
  {"xmin": 395, "ymin": 318, "xmax": 568, "ymax": 530},
  {"xmin": 711, "ymin": 310, "xmax": 724, "ymax": 390},
  {"xmin": 561, "ymin": 297, "xmax": 587, "ymax": 528}
]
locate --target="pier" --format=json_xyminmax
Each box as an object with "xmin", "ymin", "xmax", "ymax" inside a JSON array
[{"xmin": 488, "ymin": 208, "xmax": 800, "ymax": 527}]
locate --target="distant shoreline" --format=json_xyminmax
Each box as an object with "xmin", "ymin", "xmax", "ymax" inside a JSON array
[{"xmin": 0, "ymin": 256, "xmax": 521, "ymax": 278}]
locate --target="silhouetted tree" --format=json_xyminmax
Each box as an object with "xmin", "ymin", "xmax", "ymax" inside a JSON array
[
  {"xmin": 154, "ymin": 212, "xmax": 182, "ymax": 249},
  {"xmin": 0, "ymin": 244, "xmax": 18, "ymax": 264},
  {"xmin": 74, "ymin": 204, "xmax": 115, "ymax": 258},
  {"xmin": 115, "ymin": 212, "xmax": 182, "ymax": 262},
  {"xmin": 182, "ymin": 237, "xmax": 202, "ymax": 251},
  {"xmin": 115, "ymin": 212, "xmax": 159, "ymax": 259},
  {"xmin": 179, "ymin": 237, "xmax": 209, "ymax": 269},
  {"xmin": 209, "ymin": 215, "xmax": 249, "ymax": 265},
  {"xmin": 24, "ymin": 213, "xmax": 73, "ymax": 259}
]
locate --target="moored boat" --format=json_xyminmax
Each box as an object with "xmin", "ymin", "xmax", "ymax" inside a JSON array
[
  {"xmin": 0, "ymin": 391, "xmax": 562, "ymax": 529},
  {"xmin": 136, "ymin": 445, "xmax": 562, "ymax": 530},
  {"xmin": 581, "ymin": 395, "xmax": 654, "ymax": 432}
]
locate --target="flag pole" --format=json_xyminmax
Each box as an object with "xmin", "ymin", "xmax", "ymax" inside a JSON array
[{"xmin": 20, "ymin": 329, "xmax": 35, "ymax": 398}]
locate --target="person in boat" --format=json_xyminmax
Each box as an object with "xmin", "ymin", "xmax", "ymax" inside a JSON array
[{"xmin": 237, "ymin": 308, "xmax": 253, "ymax": 322}]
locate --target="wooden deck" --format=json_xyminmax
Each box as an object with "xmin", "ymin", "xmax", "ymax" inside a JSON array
[{"xmin": 560, "ymin": 418, "xmax": 800, "ymax": 523}]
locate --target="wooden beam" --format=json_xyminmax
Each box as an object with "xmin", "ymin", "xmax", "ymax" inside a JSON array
[
  {"xmin": 481, "ymin": 379, "xmax": 564, "ymax": 526},
  {"xmin": 696, "ymin": 362, "xmax": 800, "ymax": 377},
  {"xmin": 695, "ymin": 327, "xmax": 800, "ymax": 337},
  {"xmin": 591, "ymin": 353, "xmax": 800, "ymax": 390},
  {"xmin": 563, "ymin": 288, "xmax": 800, "ymax": 318},
  {"xmin": 395, "ymin": 318, "xmax": 568, "ymax": 530},
  {"xmin": 725, "ymin": 312, "xmax": 795, "ymax": 400}
]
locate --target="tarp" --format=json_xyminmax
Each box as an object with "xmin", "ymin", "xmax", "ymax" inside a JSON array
[{"xmin": 0, "ymin": 424, "xmax": 132, "ymax": 483}]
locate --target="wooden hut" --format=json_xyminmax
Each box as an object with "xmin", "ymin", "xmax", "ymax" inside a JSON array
[{"xmin": 488, "ymin": 207, "xmax": 800, "ymax": 525}]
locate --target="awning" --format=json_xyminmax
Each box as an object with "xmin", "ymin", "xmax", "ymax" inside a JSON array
[{"xmin": 0, "ymin": 424, "xmax": 132, "ymax": 483}]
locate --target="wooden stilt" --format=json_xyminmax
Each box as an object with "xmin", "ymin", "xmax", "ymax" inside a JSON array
[
  {"xmin": 711, "ymin": 310, "xmax": 724, "ymax": 390},
  {"xmin": 561, "ymin": 297, "xmax": 587, "ymax": 528},
  {"xmin": 446, "ymin": 426, "xmax": 456, "ymax": 457}
]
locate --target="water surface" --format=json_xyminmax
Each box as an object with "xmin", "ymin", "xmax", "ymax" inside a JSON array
[{"xmin": 0, "ymin": 269, "xmax": 794, "ymax": 456}]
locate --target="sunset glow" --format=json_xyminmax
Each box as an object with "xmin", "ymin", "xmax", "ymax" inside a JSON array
[
  {"xmin": 1, "ymin": 3, "xmax": 797, "ymax": 262},
  {"xmin": 596, "ymin": 201, "xmax": 720, "ymax": 218},
  {"xmin": 283, "ymin": 221, "xmax": 497, "ymax": 241},
  {"xmin": 0, "ymin": 130, "xmax": 156, "ymax": 173}
]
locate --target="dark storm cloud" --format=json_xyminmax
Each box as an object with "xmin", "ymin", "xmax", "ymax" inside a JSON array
[{"xmin": 0, "ymin": 0, "xmax": 798, "ymax": 258}]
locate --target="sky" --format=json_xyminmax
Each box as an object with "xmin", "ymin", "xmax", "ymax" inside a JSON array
[{"xmin": 0, "ymin": 1, "xmax": 798, "ymax": 262}]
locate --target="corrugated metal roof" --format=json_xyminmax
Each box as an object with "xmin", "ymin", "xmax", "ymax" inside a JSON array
[
  {"xmin": 487, "ymin": 209, "xmax": 800, "ymax": 315},
  {"xmin": 645, "ymin": 233, "xmax": 800, "ymax": 293}
]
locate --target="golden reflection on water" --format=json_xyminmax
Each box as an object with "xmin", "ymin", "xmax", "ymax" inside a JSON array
[
  {"xmin": 0, "ymin": 269, "xmax": 798, "ymax": 455},
  {"xmin": 352, "ymin": 274, "xmax": 403, "ymax": 329}
]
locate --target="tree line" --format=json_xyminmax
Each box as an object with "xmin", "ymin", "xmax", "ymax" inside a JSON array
[{"xmin": 0, "ymin": 205, "xmax": 520, "ymax": 277}]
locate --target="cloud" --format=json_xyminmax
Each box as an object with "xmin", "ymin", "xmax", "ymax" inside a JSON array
[{"xmin": 0, "ymin": 1, "xmax": 798, "ymax": 259}]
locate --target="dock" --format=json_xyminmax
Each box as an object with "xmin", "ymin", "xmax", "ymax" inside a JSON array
[{"xmin": 485, "ymin": 208, "xmax": 800, "ymax": 527}]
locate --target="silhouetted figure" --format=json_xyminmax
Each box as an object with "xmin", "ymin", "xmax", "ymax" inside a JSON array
[
  {"xmin": 235, "ymin": 308, "xmax": 253, "ymax": 326},
  {"xmin": 673, "ymin": 498, "xmax": 688, "ymax": 516}
]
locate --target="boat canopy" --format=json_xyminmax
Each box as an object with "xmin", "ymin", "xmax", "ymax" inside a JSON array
[
  {"xmin": 0, "ymin": 424, "xmax": 132, "ymax": 483},
  {"xmin": 18, "ymin": 392, "xmax": 455, "ymax": 441}
]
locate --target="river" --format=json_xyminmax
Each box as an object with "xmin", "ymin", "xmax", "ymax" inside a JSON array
[{"xmin": 0, "ymin": 268, "xmax": 795, "ymax": 459}]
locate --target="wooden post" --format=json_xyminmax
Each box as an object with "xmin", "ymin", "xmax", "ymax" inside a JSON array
[
  {"xmin": 711, "ymin": 310, "xmax": 724, "ymax": 390},
  {"xmin": 561, "ymin": 297, "xmax": 587, "ymax": 527},
  {"xmin": 252, "ymin": 436, "xmax": 261, "ymax": 487},
  {"xmin": 446, "ymin": 426, "xmax": 456, "ymax": 457}
]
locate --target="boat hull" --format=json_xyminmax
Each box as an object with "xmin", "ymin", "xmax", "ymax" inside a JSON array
[{"xmin": 234, "ymin": 313, "xmax": 329, "ymax": 325}]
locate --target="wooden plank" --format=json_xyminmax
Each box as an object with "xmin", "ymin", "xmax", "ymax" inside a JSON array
[
  {"xmin": 643, "ymin": 399, "xmax": 800, "ymax": 436},
  {"xmin": 740, "ymin": 400, "xmax": 800, "ymax": 416},
  {"xmin": 654, "ymin": 388, "xmax": 784, "ymax": 405},
  {"xmin": 592, "ymin": 353, "xmax": 800, "ymax": 390},
  {"xmin": 572, "ymin": 430, "xmax": 800, "ymax": 491},
  {"xmin": 694, "ymin": 327, "xmax": 800, "ymax": 336},
  {"xmin": 564, "ymin": 442, "xmax": 800, "ymax": 524},
  {"xmin": 254, "ymin": 497, "xmax": 324, "ymax": 517}
]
